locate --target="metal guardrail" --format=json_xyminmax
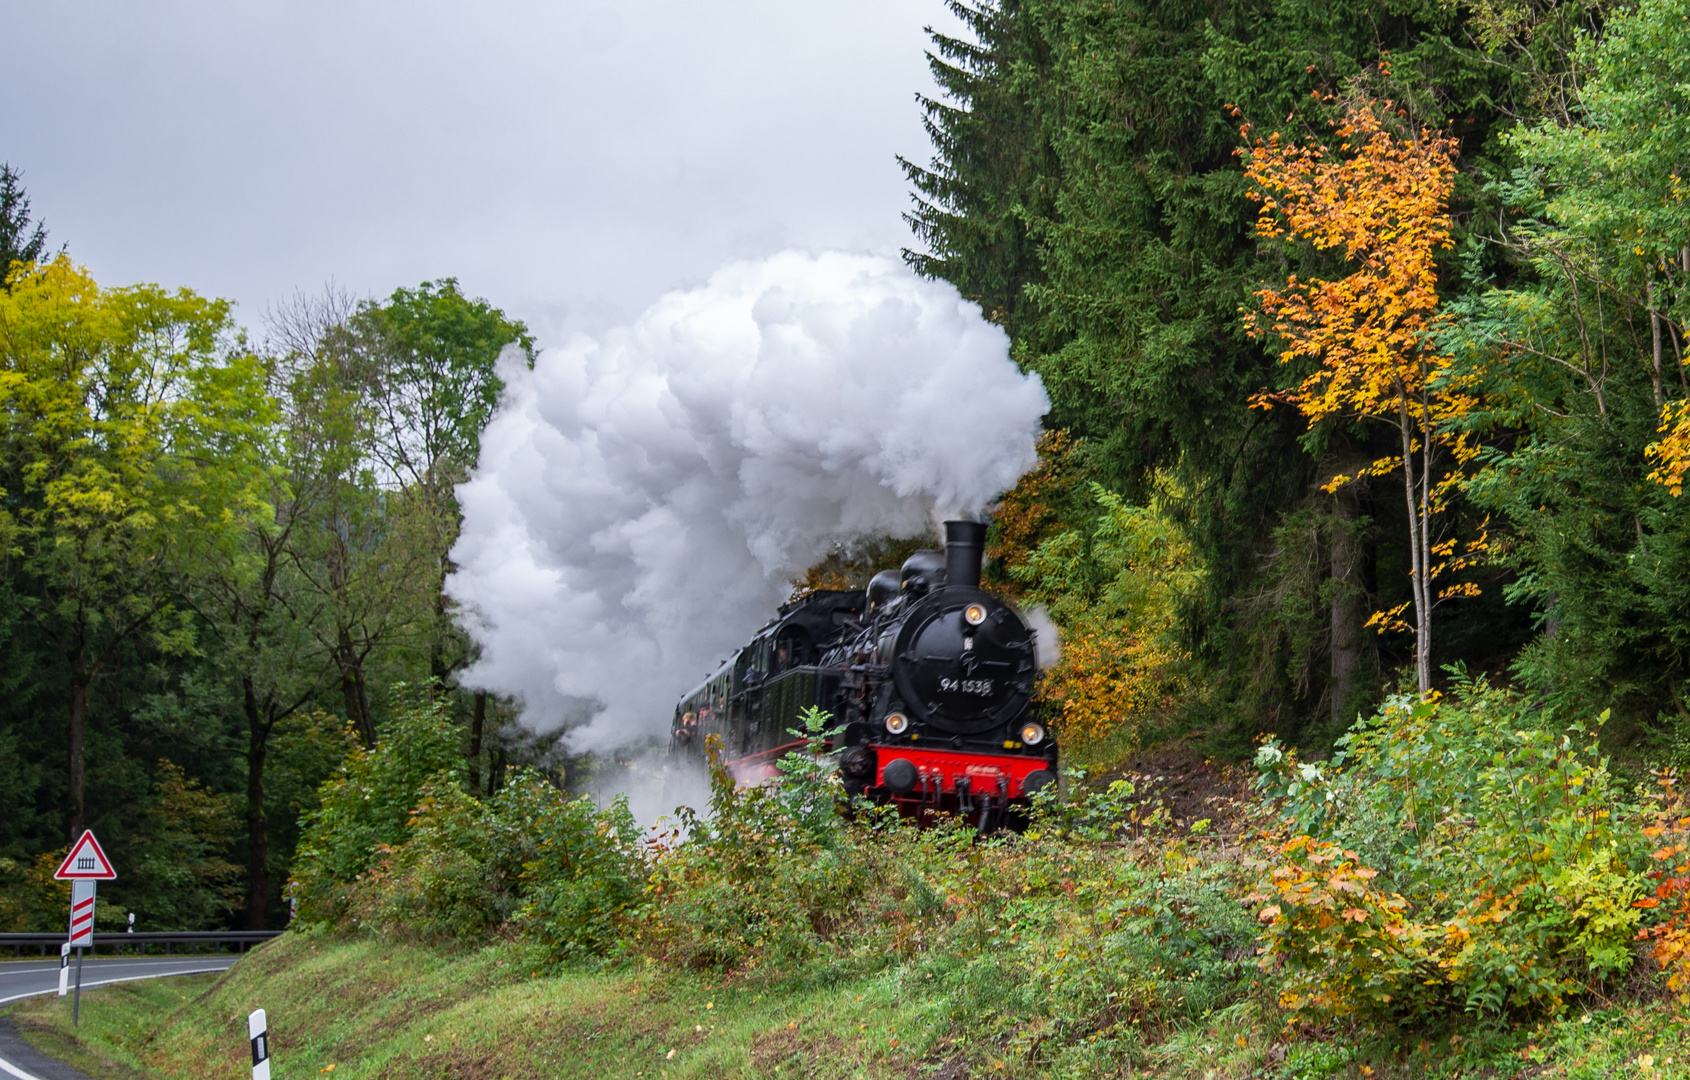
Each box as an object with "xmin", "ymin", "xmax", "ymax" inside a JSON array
[{"xmin": 0, "ymin": 931, "xmax": 283, "ymax": 958}]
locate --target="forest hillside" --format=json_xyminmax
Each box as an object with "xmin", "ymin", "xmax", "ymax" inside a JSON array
[{"xmin": 7, "ymin": 1, "xmax": 1690, "ymax": 1075}]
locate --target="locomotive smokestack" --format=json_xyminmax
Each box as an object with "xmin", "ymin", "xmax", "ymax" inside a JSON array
[{"xmin": 943, "ymin": 520, "xmax": 987, "ymax": 590}]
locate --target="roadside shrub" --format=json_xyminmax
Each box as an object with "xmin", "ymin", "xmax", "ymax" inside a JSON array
[
  {"xmin": 1252, "ymin": 679, "xmax": 1650, "ymax": 1020},
  {"xmin": 640, "ymin": 713, "xmax": 915, "ymax": 977},
  {"xmin": 506, "ymin": 780, "xmax": 647, "ymax": 964},
  {"xmin": 123, "ymin": 761, "xmax": 244, "ymax": 930},
  {"xmin": 318, "ymin": 767, "xmax": 649, "ymax": 958},
  {"xmin": 347, "ymin": 779, "xmax": 501, "ymax": 942},
  {"xmin": 289, "ymin": 687, "xmax": 467, "ymax": 924},
  {"xmin": 0, "ymin": 852, "xmax": 70, "ymax": 932},
  {"xmin": 1636, "ymin": 769, "xmax": 1690, "ymax": 1002}
]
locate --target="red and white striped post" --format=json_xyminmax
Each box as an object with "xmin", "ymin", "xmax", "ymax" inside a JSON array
[
  {"xmin": 68, "ymin": 879, "xmax": 96, "ymax": 1025},
  {"xmin": 54, "ymin": 830, "xmax": 116, "ymax": 1028}
]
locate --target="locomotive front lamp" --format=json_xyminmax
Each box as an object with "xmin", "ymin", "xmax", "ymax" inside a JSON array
[
  {"xmin": 1019, "ymin": 721, "xmax": 1045, "ymax": 746},
  {"xmin": 884, "ymin": 711, "xmax": 910, "ymax": 735},
  {"xmin": 963, "ymin": 603, "xmax": 988, "ymax": 626}
]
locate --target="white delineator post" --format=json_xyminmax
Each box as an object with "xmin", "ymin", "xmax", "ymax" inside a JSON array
[
  {"xmin": 57, "ymin": 942, "xmax": 70, "ymax": 997},
  {"xmin": 249, "ymin": 1009, "xmax": 270, "ymax": 1080}
]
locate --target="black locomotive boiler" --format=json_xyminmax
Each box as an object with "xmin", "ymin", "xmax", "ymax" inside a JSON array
[{"xmin": 671, "ymin": 521, "xmax": 1057, "ymax": 829}]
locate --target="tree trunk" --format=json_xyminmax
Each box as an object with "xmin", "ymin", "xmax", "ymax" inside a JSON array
[
  {"xmin": 1399, "ymin": 395, "xmax": 1432, "ymax": 695},
  {"xmin": 1329, "ymin": 482, "xmax": 1365, "ymax": 728},
  {"xmin": 1420, "ymin": 388, "xmax": 1435, "ymax": 694},
  {"xmin": 1680, "ymin": 249, "xmax": 1688, "ymax": 394},
  {"xmin": 1650, "ymin": 281, "xmax": 1666, "ymax": 410},
  {"xmin": 243, "ymin": 677, "xmax": 271, "ymax": 930},
  {"xmin": 469, "ymin": 690, "xmax": 487, "ymax": 795},
  {"xmin": 67, "ymin": 675, "xmax": 89, "ymax": 841},
  {"xmin": 337, "ymin": 625, "xmax": 375, "ymax": 747},
  {"xmin": 429, "ymin": 578, "xmax": 453, "ymax": 693}
]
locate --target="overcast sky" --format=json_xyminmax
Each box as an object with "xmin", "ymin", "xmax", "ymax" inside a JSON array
[{"xmin": 4, "ymin": 1, "xmax": 964, "ymax": 345}]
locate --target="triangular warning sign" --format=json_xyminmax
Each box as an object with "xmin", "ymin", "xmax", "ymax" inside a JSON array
[{"xmin": 55, "ymin": 830, "xmax": 116, "ymax": 880}]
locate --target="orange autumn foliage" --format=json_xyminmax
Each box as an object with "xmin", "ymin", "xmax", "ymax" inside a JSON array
[
  {"xmin": 1636, "ymin": 771, "xmax": 1690, "ymax": 1002},
  {"xmin": 986, "ymin": 429, "xmax": 1085, "ymax": 601},
  {"xmin": 1242, "ymin": 95, "xmax": 1479, "ymax": 693},
  {"xmin": 1243, "ymin": 101, "xmax": 1459, "ymax": 429},
  {"xmin": 1037, "ymin": 621, "xmax": 1188, "ymax": 745},
  {"xmin": 989, "ymin": 434, "xmax": 1197, "ymax": 746},
  {"xmin": 1646, "ymin": 399, "xmax": 1690, "ymax": 497}
]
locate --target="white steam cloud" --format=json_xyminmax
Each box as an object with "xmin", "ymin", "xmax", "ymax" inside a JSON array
[
  {"xmin": 447, "ymin": 251, "xmax": 1048, "ymax": 749},
  {"xmin": 1024, "ymin": 606, "xmax": 1062, "ymax": 671}
]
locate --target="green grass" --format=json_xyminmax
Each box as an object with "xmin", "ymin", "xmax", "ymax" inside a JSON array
[
  {"xmin": 5, "ymin": 932, "xmax": 1689, "ymax": 1079},
  {"xmin": 6, "ymin": 932, "xmax": 1025, "ymax": 1080}
]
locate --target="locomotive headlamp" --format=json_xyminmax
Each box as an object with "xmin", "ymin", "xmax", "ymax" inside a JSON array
[
  {"xmin": 884, "ymin": 711, "xmax": 910, "ymax": 735},
  {"xmin": 1019, "ymin": 721, "xmax": 1046, "ymax": 746},
  {"xmin": 963, "ymin": 603, "xmax": 988, "ymax": 626}
]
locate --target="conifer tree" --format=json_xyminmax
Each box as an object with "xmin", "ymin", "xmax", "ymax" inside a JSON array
[
  {"xmin": 0, "ymin": 164, "xmax": 51, "ymax": 285},
  {"xmin": 899, "ymin": 1, "xmax": 1058, "ymax": 342}
]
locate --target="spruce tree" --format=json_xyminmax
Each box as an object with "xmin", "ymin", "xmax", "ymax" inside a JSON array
[
  {"xmin": 901, "ymin": 0, "xmax": 1576, "ymax": 740},
  {"xmin": 899, "ymin": 1, "xmax": 1060, "ymax": 345},
  {"xmin": 0, "ymin": 164, "xmax": 50, "ymax": 284}
]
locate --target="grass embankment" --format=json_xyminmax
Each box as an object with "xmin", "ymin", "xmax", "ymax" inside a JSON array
[
  {"xmin": 14, "ymin": 932, "xmax": 947, "ymax": 1080},
  {"xmin": 11, "ymin": 931, "xmax": 1263, "ymax": 1079},
  {"xmin": 18, "ymin": 686, "xmax": 1690, "ymax": 1078},
  {"xmin": 16, "ymin": 931, "xmax": 1150, "ymax": 1079},
  {"xmin": 5, "ymin": 925, "xmax": 1688, "ymax": 1079}
]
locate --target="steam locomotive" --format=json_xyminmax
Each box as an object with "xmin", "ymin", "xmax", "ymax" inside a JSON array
[{"xmin": 671, "ymin": 521, "xmax": 1057, "ymax": 830}]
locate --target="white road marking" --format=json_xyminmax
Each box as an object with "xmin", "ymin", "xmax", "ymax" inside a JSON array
[{"xmin": 0, "ymin": 1054, "xmax": 42, "ymax": 1080}]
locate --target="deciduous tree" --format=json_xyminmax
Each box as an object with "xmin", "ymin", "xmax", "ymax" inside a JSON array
[
  {"xmin": 0, "ymin": 257, "xmax": 272, "ymax": 839},
  {"xmin": 1243, "ymin": 98, "xmax": 1467, "ymax": 694},
  {"xmin": 347, "ymin": 280, "xmax": 532, "ymax": 705}
]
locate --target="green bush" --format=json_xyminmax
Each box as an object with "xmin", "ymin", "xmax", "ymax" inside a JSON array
[
  {"xmin": 290, "ymin": 687, "xmax": 650, "ymax": 958},
  {"xmin": 640, "ymin": 712, "xmax": 900, "ymax": 977},
  {"xmin": 335, "ymin": 772, "xmax": 649, "ymax": 957},
  {"xmin": 506, "ymin": 779, "xmax": 647, "ymax": 964},
  {"xmin": 289, "ymin": 687, "xmax": 469, "ymax": 924},
  {"xmin": 123, "ymin": 761, "xmax": 244, "ymax": 930},
  {"xmin": 1252, "ymin": 679, "xmax": 1651, "ymax": 1019},
  {"xmin": 0, "ymin": 852, "xmax": 70, "ymax": 932},
  {"xmin": 345, "ymin": 778, "xmax": 501, "ymax": 942},
  {"xmin": 989, "ymin": 833, "xmax": 1257, "ymax": 1045},
  {"xmin": 1025, "ymin": 767, "xmax": 1160, "ymax": 842}
]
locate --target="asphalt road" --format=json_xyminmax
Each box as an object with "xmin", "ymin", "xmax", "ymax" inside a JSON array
[{"xmin": 0, "ymin": 955, "xmax": 237, "ymax": 1080}]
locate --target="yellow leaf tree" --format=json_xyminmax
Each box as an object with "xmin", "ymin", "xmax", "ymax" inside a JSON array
[
  {"xmin": 0, "ymin": 257, "xmax": 274, "ymax": 838},
  {"xmin": 1647, "ymin": 401, "xmax": 1690, "ymax": 496},
  {"xmin": 1242, "ymin": 98, "xmax": 1470, "ymax": 695}
]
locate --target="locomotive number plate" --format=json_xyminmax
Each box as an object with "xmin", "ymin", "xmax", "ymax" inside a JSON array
[{"xmin": 940, "ymin": 677, "xmax": 994, "ymax": 696}]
